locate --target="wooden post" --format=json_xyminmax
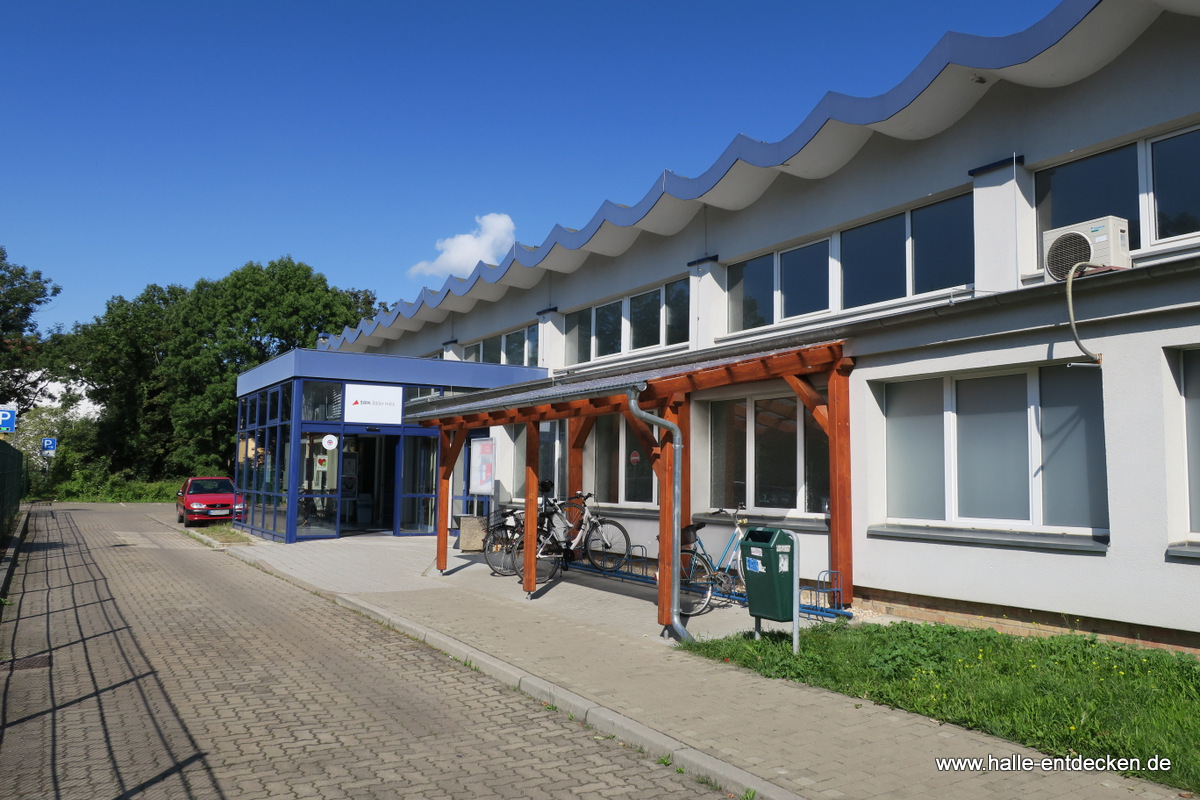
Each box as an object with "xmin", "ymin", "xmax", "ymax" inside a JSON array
[
  {"xmin": 826, "ymin": 359, "xmax": 854, "ymax": 605},
  {"xmin": 436, "ymin": 427, "xmax": 467, "ymax": 572},
  {"xmin": 657, "ymin": 402, "xmax": 679, "ymax": 626},
  {"xmin": 522, "ymin": 421, "xmax": 541, "ymax": 593}
]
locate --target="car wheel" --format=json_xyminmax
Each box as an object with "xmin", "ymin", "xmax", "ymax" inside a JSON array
[{"xmin": 177, "ymin": 509, "xmax": 184, "ymax": 524}]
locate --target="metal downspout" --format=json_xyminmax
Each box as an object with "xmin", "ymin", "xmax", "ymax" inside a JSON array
[{"xmin": 625, "ymin": 384, "xmax": 691, "ymax": 642}]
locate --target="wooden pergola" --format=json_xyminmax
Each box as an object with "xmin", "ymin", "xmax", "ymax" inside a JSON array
[{"xmin": 414, "ymin": 341, "xmax": 854, "ymax": 625}]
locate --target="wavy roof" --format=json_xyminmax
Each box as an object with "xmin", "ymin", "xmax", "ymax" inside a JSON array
[{"xmin": 329, "ymin": 0, "xmax": 1200, "ymax": 352}]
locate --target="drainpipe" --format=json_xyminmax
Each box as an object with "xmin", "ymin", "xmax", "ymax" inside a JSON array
[{"xmin": 625, "ymin": 384, "xmax": 691, "ymax": 642}]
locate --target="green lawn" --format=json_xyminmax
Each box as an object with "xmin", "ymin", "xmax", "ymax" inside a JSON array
[{"xmin": 680, "ymin": 621, "xmax": 1200, "ymax": 792}]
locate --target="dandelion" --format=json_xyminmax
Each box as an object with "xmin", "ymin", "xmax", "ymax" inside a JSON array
[{"xmin": 1069, "ymin": 726, "xmax": 1076, "ymax": 731}]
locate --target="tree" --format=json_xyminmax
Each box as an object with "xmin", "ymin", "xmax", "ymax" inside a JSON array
[
  {"xmin": 161, "ymin": 256, "xmax": 363, "ymax": 474},
  {"xmin": 342, "ymin": 288, "xmax": 392, "ymax": 323},
  {"xmin": 0, "ymin": 246, "xmax": 61, "ymax": 412},
  {"xmin": 48, "ymin": 256, "xmax": 368, "ymax": 482},
  {"xmin": 54, "ymin": 284, "xmax": 188, "ymax": 480}
]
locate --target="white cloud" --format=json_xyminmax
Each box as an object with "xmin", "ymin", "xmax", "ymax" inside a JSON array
[{"xmin": 406, "ymin": 213, "xmax": 516, "ymax": 279}]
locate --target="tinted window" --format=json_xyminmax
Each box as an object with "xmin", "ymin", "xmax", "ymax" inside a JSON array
[
  {"xmin": 481, "ymin": 335, "xmax": 502, "ymax": 364},
  {"xmin": 842, "ymin": 214, "xmax": 906, "ymax": 309},
  {"xmin": 781, "ymin": 240, "xmax": 829, "ymax": 318},
  {"xmin": 1153, "ymin": 129, "xmax": 1200, "ymax": 240},
  {"xmin": 595, "ymin": 301, "xmax": 622, "ymax": 357},
  {"xmin": 1035, "ymin": 144, "xmax": 1140, "ymax": 249},
  {"xmin": 665, "ymin": 279, "xmax": 690, "ymax": 345},
  {"xmin": 728, "ymin": 255, "xmax": 773, "ymax": 331},
  {"xmin": 912, "ymin": 194, "xmax": 974, "ymax": 293},
  {"xmin": 565, "ymin": 309, "xmax": 591, "ymax": 365},
  {"xmin": 504, "ymin": 328, "xmax": 525, "ymax": 365},
  {"xmin": 630, "ymin": 290, "xmax": 661, "ymax": 350}
]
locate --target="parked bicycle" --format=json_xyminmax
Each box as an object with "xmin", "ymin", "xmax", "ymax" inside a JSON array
[
  {"xmin": 514, "ymin": 482, "xmax": 631, "ymax": 584},
  {"xmin": 482, "ymin": 508, "xmax": 523, "ymax": 577},
  {"xmin": 568, "ymin": 491, "xmax": 631, "ymax": 572},
  {"xmin": 677, "ymin": 504, "xmax": 749, "ymax": 616}
]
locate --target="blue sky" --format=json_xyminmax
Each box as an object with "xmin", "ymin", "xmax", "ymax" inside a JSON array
[{"xmin": 3, "ymin": 0, "xmax": 1062, "ymax": 333}]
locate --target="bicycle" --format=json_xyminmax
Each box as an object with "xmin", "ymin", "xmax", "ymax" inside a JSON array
[
  {"xmin": 481, "ymin": 508, "xmax": 524, "ymax": 576},
  {"xmin": 514, "ymin": 482, "xmax": 631, "ymax": 583},
  {"xmin": 568, "ymin": 491, "xmax": 631, "ymax": 572},
  {"xmin": 677, "ymin": 504, "xmax": 750, "ymax": 616}
]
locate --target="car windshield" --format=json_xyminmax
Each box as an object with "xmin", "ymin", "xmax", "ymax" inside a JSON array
[{"xmin": 190, "ymin": 479, "xmax": 234, "ymax": 494}]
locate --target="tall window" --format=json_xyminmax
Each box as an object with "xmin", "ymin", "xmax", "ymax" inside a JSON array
[
  {"xmin": 728, "ymin": 255, "xmax": 774, "ymax": 331},
  {"xmin": 594, "ymin": 416, "xmax": 654, "ymax": 504},
  {"xmin": 884, "ymin": 365, "xmax": 1109, "ymax": 530},
  {"xmin": 1152, "ymin": 128, "xmax": 1200, "ymax": 241},
  {"xmin": 565, "ymin": 278, "xmax": 690, "ymax": 365},
  {"xmin": 1184, "ymin": 350, "xmax": 1200, "ymax": 534},
  {"xmin": 509, "ymin": 421, "xmax": 566, "ymax": 500},
  {"xmin": 710, "ymin": 395, "xmax": 828, "ymax": 514},
  {"xmin": 1036, "ymin": 143, "xmax": 1141, "ymax": 249}
]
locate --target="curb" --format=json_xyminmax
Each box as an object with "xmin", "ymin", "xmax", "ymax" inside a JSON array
[{"xmin": 333, "ymin": 594, "xmax": 808, "ymax": 800}]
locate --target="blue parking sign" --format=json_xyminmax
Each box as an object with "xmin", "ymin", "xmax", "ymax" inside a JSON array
[
  {"xmin": 42, "ymin": 438, "xmax": 57, "ymax": 451},
  {"xmin": 0, "ymin": 408, "xmax": 15, "ymax": 433}
]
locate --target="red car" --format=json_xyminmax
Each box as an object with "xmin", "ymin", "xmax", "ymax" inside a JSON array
[{"xmin": 176, "ymin": 476, "xmax": 244, "ymax": 526}]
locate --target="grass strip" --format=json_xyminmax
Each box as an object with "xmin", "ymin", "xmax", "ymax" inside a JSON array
[
  {"xmin": 197, "ymin": 523, "xmax": 252, "ymax": 544},
  {"xmin": 679, "ymin": 621, "xmax": 1200, "ymax": 792}
]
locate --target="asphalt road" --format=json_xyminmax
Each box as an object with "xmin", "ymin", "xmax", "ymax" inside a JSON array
[{"xmin": 0, "ymin": 503, "xmax": 726, "ymax": 800}]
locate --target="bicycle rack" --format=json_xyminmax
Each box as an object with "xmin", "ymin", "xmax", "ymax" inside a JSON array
[
  {"xmin": 567, "ymin": 545, "xmax": 750, "ymax": 607},
  {"xmin": 796, "ymin": 569, "xmax": 851, "ymax": 620}
]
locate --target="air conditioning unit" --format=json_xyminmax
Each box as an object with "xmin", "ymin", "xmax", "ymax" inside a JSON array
[{"xmin": 1041, "ymin": 216, "xmax": 1131, "ymax": 282}]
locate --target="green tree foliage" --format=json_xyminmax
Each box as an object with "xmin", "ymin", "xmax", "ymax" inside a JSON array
[
  {"xmin": 54, "ymin": 284, "xmax": 187, "ymax": 479},
  {"xmin": 0, "ymin": 245, "xmax": 61, "ymax": 412},
  {"xmin": 57, "ymin": 256, "xmax": 366, "ymax": 482},
  {"xmin": 162, "ymin": 256, "xmax": 362, "ymax": 474}
]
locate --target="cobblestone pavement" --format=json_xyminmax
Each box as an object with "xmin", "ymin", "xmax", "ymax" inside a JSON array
[{"xmin": 0, "ymin": 504, "xmax": 728, "ymax": 800}]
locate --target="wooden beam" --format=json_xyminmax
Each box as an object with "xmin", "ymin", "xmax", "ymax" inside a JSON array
[
  {"xmin": 783, "ymin": 374, "xmax": 829, "ymax": 434},
  {"xmin": 436, "ymin": 427, "xmax": 468, "ymax": 572},
  {"xmin": 522, "ymin": 421, "xmax": 541, "ymax": 593},
  {"xmin": 826, "ymin": 358, "xmax": 853, "ymax": 605},
  {"xmin": 618, "ymin": 405, "xmax": 667, "ymax": 481}
]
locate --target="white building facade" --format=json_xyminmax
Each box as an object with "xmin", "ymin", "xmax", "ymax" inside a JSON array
[{"xmin": 326, "ymin": 0, "xmax": 1200, "ymax": 646}]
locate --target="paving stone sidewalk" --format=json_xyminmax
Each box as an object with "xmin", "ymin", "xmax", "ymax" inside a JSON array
[
  {"xmin": 0, "ymin": 504, "xmax": 731, "ymax": 800},
  {"xmin": 160, "ymin": 511, "xmax": 1182, "ymax": 800}
]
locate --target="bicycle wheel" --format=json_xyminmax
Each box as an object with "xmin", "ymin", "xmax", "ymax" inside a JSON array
[
  {"xmin": 583, "ymin": 519, "xmax": 631, "ymax": 572},
  {"xmin": 482, "ymin": 525, "xmax": 520, "ymax": 576},
  {"xmin": 677, "ymin": 550, "xmax": 714, "ymax": 616},
  {"xmin": 514, "ymin": 532, "xmax": 562, "ymax": 584}
]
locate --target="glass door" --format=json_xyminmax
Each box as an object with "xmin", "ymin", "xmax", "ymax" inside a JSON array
[{"xmin": 399, "ymin": 432, "xmax": 437, "ymax": 533}]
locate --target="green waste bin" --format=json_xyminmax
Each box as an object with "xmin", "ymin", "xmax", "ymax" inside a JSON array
[{"xmin": 739, "ymin": 527, "xmax": 794, "ymax": 622}]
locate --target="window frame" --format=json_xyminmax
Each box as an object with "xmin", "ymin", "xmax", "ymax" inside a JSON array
[
  {"xmin": 726, "ymin": 192, "xmax": 975, "ymax": 334},
  {"xmin": 707, "ymin": 390, "xmax": 829, "ymax": 517},
  {"xmin": 564, "ymin": 277, "xmax": 691, "ymax": 365},
  {"xmin": 1034, "ymin": 124, "xmax": 1200, "ymax": 260},
  {"xmin": 1181, "ymin": 348, "xmax": 1200, "ymax": 537},
  {"xmin": 464, "ymin": 322, "xmax": 539, "ymax": 366},
  {"xmin": 592, "ymin": 414, "xmax": 657, "ymax": 507},
  {"xmin": 884, "ymin": 366, "xmax": 1109, "ymax": 534},
  {"xmin": 1148, "ymin": 124, "xmax": 1200, "ymax": 246}
]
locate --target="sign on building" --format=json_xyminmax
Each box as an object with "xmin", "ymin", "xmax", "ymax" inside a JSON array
[{"xmin": 344, "ymin": 384, "xmax": 405, "ymax": 424}]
